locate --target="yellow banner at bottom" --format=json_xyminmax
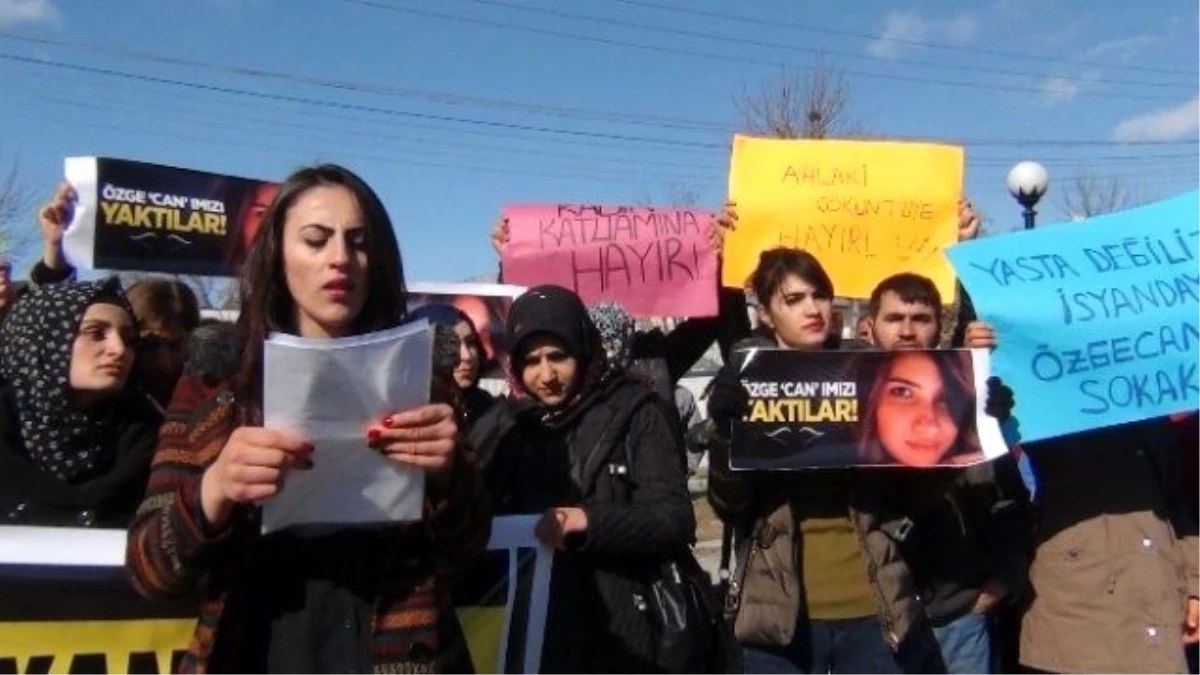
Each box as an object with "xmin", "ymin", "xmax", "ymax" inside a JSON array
[{"xmin": 1, "ymin": 608, "xmax": 507, "ymax": 675}]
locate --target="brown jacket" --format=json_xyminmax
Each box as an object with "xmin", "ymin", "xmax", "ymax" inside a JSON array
[
  {"xmin": 707, "ymin": 429, "xmax": 948, "ymax": 670},
  {"xmin": 1020, "ymin": 419, "xmax": 1198, "ymax": 674}
]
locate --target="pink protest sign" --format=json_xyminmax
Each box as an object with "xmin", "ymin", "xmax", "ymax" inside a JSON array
[{"xmin": 501, "ymin": 204, "xmax": 719, "ymax": 318}]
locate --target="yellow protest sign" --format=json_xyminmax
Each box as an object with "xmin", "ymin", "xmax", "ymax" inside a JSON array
[{"xmin": 723, "ymin": 135, "xmax": 964, "ymax": 299}]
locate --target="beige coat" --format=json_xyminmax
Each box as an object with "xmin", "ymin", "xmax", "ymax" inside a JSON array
[{"xmin": 1020, "ymin": 419, "xmax": 1198, "ymax": 674}]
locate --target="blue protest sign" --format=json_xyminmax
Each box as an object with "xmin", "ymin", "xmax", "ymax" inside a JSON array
[{"xmin": 946, "ymin": 191, "xmax": 1199, "ymax": 442}]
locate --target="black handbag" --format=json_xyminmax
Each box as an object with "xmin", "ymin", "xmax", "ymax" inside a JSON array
[{"xmin": 616, "ymin": 425, "xmax": 742, "ymax": 674}]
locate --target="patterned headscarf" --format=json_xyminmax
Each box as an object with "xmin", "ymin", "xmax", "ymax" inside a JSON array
[
  {"xmin": 0, "ymin": 277, "xmax": 136, "ymax": 481},
  {"xmin": 586, "ymin": 302, "xmax": 635, "ymax": 370}
]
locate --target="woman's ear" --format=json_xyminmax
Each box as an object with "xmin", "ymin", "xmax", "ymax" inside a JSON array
[{"xmin": 756, "ymin": 305, "xmax": 774, "ymax": 332}]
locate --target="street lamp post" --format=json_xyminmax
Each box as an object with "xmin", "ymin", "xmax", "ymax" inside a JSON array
[{"xmin": 1006, "ymin": 161, "xmax": 1050, "ymax": 230}]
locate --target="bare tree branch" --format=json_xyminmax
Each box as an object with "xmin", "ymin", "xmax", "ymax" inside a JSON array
[
  {"xmin": 1059, "ymin": 172, "xmax": 1143, "ymax": 220},
  {"xmin": 0, "ymin": 154, "xmax": 41, "ymax": 261},
  {"xmin": 634, "ymin": 181, "xmax": 704, "ymax": 209},
  {"xmin": 663, "ymin": 181, "xmax": 702, "ymax": 208},
  {"xmin": 735, "ymin": 59, "xmax": 864, "ymax": 139}
]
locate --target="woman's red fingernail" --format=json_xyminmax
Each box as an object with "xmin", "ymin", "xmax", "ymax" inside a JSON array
[
  {"xmin": 383, "ymin": 416, "xmax": 396, "ymax": 429},
  {"xmin": 302, "ymin": 443, "xmax": 315, "ymax": 454},
  {"xmin": 367, "ymin": 429, "xmax": 381, "ymax": 442}
]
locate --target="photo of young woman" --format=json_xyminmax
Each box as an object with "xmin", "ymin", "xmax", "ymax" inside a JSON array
[
  {"xmin": 227, "ymin": 180, "xmax": 281, "ymax": 267},
  {"xmin": 855, "ymin": 350, "xmax": 984, "ymax": 467}
]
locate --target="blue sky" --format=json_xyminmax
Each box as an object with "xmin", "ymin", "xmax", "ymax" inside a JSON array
[{"xmin": 0, "ymin": 0, "xmax": 1196, "ymax": 282}]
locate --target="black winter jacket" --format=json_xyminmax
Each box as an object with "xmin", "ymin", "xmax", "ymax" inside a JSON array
[{"xmin": 0, "ymin": 386, "xmax": 162, "ymax": 528}]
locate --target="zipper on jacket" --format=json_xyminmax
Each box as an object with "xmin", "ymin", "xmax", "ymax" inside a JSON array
[{"xmin": 850, "ymin": 504, "xmax": 900, "ymax": 652}]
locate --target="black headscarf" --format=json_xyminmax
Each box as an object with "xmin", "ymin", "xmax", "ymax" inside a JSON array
[
  {"xmin": 506, "ymin": 285, "xmax": 609, "ymax": 428},
  {"xmin": 0, "ymin": 277, "xmax": 136, "ymax": 481}
]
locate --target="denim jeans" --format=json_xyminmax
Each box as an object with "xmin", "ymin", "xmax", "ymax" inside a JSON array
[
  {"xmin": 742, "ymin": 616, "xmax": 902, "ymax": 674},
  {"xmin": 932, "ymin": 611, "xmax": 992, "ymax": 674}
]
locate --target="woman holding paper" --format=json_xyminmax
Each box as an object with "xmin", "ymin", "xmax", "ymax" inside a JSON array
[
  {"xmin": 126, "ymin": 164, "xmax": 490, "ymax": 674},
  {"xmin": 476, "ymin": 284, "xmax": 697, "ymax": 672},
  {"xmin": 704, "ymin": 247, "xmax": 944, "ymax": 674}
]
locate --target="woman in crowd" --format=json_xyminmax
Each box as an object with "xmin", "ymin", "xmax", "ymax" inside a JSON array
[
  {"xmin": 408, "ymin": 303, "xmax": 495, "ymax": 428},
  {"xmin": 27, "ymin": 182, "xmax": 202, "ymax": 409},
  {"xmin": 0, "ymin": 278, "xmax": 162, "ymax": 527},
  {"xmin": 855, "ymin": 350, "xmax": 983, "ymax": 467},
  {"xmin": 958, "ymin": 322, "xmax": 1200, "ymax": 674},
  {"xmin": 125, "ymin": 164, "xmax": 491, "ymax": 673},
  {"xmin": 475, "ymin": 284, "xmax": 695, "ymax": 672},
  {"xmin": 705, "ymin": 247, "xmax": 943, "ymax": 674},
  {"xmin": 125, "ymin": 278, "xmax": 201, "ymax": 410}
]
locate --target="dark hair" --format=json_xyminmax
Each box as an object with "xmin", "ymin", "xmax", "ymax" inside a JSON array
[
  {"xmin": 749, "ymin": 248, "xmax": 834, "ymax": 307},
  {"xmin": 234, "ymin": 164, "xmax": 407, "ymax": 408},
  {"xmin": 410, "ymin": 303, "xmax": 485, "ymax": 387},
  {"xmin": 868, "ymin": 273, "xmax": 942, "ymax": 326},
  {"xmin": 126, "ymin": 279, "xmax": 201, "ymax": 336},
  {"xmin": 855, "ymin": 350, "xmax": 980, "ymax": 465},
  {"xmin": 409, "ymin": 303, "xmax": 472, "ymax": 329}
]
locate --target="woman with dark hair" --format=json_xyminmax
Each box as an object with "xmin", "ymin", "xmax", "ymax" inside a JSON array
[
  {"xmin": 476, "ymin": 284, "xmax": 695, "ymax": 672},
  {"xmin": 124, "ymin": 278, "xmax": 201, "ymax": 410},
  {"xmin": 20, "ymin": 184, "xmax": 202, "ymax": 411},
  {"xmin": 408, "ymin": 303, "xmax": 495, "ymax": 427},
  {"xmin": 855, "ymin": 350, "xmax": 982, "ymax": 467},
  {"xmin": 704, "ymin": 247, "xmax": 944, "ymax": 674},
  {"xmin": 126, "ymin": 163, "xmax": 491, "ymax": 674},
  {"xmin": 0, "ymin": 278, "xmax": 162, "ymax": 527}
]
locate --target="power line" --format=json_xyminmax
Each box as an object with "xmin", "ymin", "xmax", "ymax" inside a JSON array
[
  {"xmin": 0, "ymin": 52, "xmax": 728, "ymax": 149},
  {"xmin": 2, "ymin": 66, "xmax": 724, "ymax": 157},
  {"xmin": 455, "ymin": 0, "xmax": 1189, "ymax": 90},
  {"xmin": 0, "ymin": 31, "xmax": 732, "ymax": 134},
  {"xmin": 1, "ymin": 108, "xmax": 724, "ymax": 189},
  {"xmin": 3, "ymin": 52, "xmax": 1194, "ymax": 154},
  {"xmin": 336, "ymin": 0, "xmax": 1183, "ymax": 102},
  {"xmin": 600, "ymin": 0, "xmax": 1200, "ymax": 78},
  {"xmin": 18, "ymin": 78, "xmax": 1191, "ymax": 172},
  {"xmin": 15, "ymin": 87, "xmax": 723, "ymax": 179}
]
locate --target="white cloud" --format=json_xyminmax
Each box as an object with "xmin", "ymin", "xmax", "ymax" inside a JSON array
[
  {"xmin": 868, "ymin": 11, "xmax": 979, "ymax": 59},
  {"xmin": 1037, "ymin": 68, "xmax": 1102, "ymax": 105},
  {"xmin": 1112, "ymin": 95, "xmax": 1200, "ymax": 141},
  {"xmin": 1084, "ymin": 35, "xmax": 1159, "ymax": 63},
  {"xmin": 1040, "ymin": 77, "xmax": 1082, "ymax": 103},
  {"xmin": 0, "ymin": 0, "xmax": 60, "ymax": 28}
]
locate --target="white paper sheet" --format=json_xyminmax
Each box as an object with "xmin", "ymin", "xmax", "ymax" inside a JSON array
[{"xmin": 261, "ymin": 321, "xmax": 433, "ymax": 533}]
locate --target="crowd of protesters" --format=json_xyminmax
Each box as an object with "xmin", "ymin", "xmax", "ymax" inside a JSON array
[{"xmin": 0, "ymin": 163, "xmax": 1194, "ymax": 674}]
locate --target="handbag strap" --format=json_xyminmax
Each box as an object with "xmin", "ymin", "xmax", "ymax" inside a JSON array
[{"xmin": 716, "ymin": 524, "xmax": 733, "ymax": 593}]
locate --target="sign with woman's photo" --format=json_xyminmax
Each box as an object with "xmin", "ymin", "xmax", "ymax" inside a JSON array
[
  {"xmin": 730, "ymin": 348, "xmax": 1010, "ymax": 469},
  {"xmin": 407, "ymin": 282, "xmax": 526, "ymax": 378},
  {"xmin": 60, "ymin": 157, "xmax": 278, "ymax": 277}
]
